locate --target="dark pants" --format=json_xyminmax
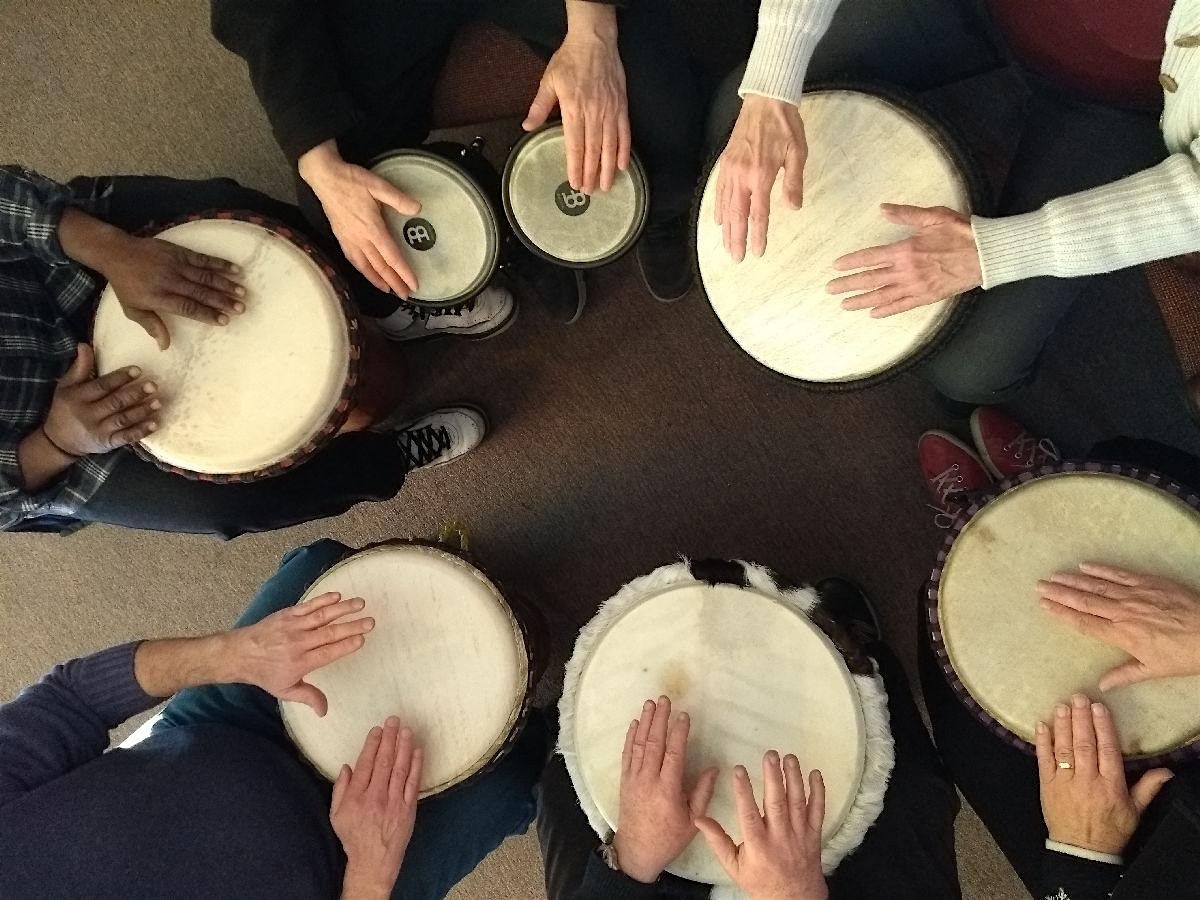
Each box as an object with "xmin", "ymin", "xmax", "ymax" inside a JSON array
[
  {"xmin": 65, "ymin": 176, "xmax": 409, "ymax": 539},
  {"xmin": 294, "ymin": 0, "xmax": 703, "ymax": 317},
  {"xmin": 919, "ymin": 437, "xmax": 1200, "ymax": 895},
  {"xmin": 537, "ymin": 643, "xmax": 962, "ymax": 900},
  {"xmin": 155, "ymin": 539, "xmax": 551, "ymax": 900}
]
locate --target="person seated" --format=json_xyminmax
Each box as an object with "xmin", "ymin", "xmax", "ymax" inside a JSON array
[
  {"xmin": 1, "ymin": 167, "xmax": 482, "ymax": 537},
  {"xmin": 0, "ymin": 538, "xmax": 550, "ymax": 898}
]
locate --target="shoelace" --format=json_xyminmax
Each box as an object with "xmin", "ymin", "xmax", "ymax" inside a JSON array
[
  {"xmin": 410, "ymin": 297, "xmax": 477, "ymax": 323},
  {"xmin": 1001, "ymin": 433, "xmax": 1061, "ymax": 469},
  {"xmin": 927, "ymin": 464, "xmax": 970, "ymax": 530},
  {"xmin": 396, "ymin": 423, "xmax": 452, "ymax": 469}
]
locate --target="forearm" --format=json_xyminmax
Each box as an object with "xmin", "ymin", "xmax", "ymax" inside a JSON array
[
  {"xmin": 739, "ymin": 0, "xmax": 843, "ymax": 106},
  {"xmin": 132, "ymin": 634, "xmax": 238, "ymax": 698},
  {"xmin": 56, "ymin": 207, "xmax": 134, "ymax": 278},
  {"xmin": 566, "ymin": 0, "xmax": 619, "ymax": 41},
  {"xmin": 17, "ymin": 426, "xmax": 77, "ymax": 492},
  {"xmin": 339, "ymin": 866, "xmax": 394, "ymax": 900}
]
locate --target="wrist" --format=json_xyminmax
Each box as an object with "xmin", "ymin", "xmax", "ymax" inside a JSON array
[
  {"xmin": 610, "ymin": 832, "xmax": 662, "ymax": 884},
  {"xmin": 36, "ymin": 424, "xmax": 80, "ymax": 461},
  {"xmin": 341, "ymin": 861, "xmax": 395, "ymax": 900},
  {"xmin": 133, "ymin": 635, "xmax": 231, "ymax": 697},
  {"xmin": 58, "ymin": 207, "xmax": 137, "ymax": 279},
  {"xmin": 565, "ymin": 0, "xmax": 618, "ymax": 43},
  {"xmin": 1047, "ymin": 827, "xmax": 1128, "ymax": 857},
  {"xmin": 298, "ymin": 140, "xmax": 345, "ymax": 188}
]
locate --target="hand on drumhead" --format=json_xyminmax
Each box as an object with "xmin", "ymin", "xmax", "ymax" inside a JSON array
[
  {"xmin": 827, "ymin": 204, "xmax": 981, "ymax": 318},
  {"xmin": 298, "ymin": 140, "xmax": 421, "ymax": 298},
  {"xmin": 695, "ymin": 752, "xmax": 828, "ymax": 900},
  {"xmin": 224, "ymin": 592, "xmax": 375, "ymax": 716},
  {"xmin": 331, "ymin": 717, "xmax": 423, "ymax": 897},
  {"xmin": 1038, "ymin": 562, "xmax": 1200, "ymax": 689},
  {"xmin": 612, "ymin": 696, "xmax": 718, "ymax": 883},
  {"xmin": 1035, "ymin": 695, "xmax": 1172, "ymax": 856},
  {"xmin": 107, "ymin": 236, "xmax": 245, "ymax": 351},
  {"xmin": 715, "ymin": 96, "xmax": 807, "ymax": 262},
  {"xmin": 523, "ymin": 2, "xmax": 630, "ymax": 193},
  {"xmin": 41, "ymin": 343, "xmax": 161, "ymax": 456}
]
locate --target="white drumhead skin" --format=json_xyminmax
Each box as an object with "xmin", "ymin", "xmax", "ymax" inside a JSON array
[
  {"xmin": 698, "ymin": 90, "xmax": 969, "ymax": 383},
  {"xmin": 92, "ymin": 219, "xmax": 348, "ymax": 475},
  {"xmin": 281, "ymin": 545, "xmax": 528, "ymax": 795},
  {"xmin": 505, "ymin": 126, "xmax": 645, "ymax": 264},
  {"xmin": 572, "ymin": 582, "xmax": 865, "ymax": 884},
  {"xmin": 940, "ymin": 473, "xmax": 1200, "ymax": 756},
  {"xmin": 372, "ymin": 152, "xmax": 498, "ymax": 303}
]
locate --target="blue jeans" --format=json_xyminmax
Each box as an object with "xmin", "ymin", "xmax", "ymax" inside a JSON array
[{"xmin": 155, "ymin": 539, "xmax": 549, "ymax": 899}]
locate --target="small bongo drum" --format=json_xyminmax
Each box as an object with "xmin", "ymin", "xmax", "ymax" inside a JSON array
[
  {"xmin": 696, "ymin": 88, "xmax": 982, "ymax": 389},
  {"xmin": 93, "ymin": 213, "xmax": 402, "ymax": 482},
  {"xmin": 560, "ymin": 559, "xmax": 894, "ymax": 888},
  {"xmin": 928, "ymin": 465, "xmax": 1200, "ymax": 766},
  {"xmin": 281, "ymin": 539, "xmax": 536, "ymax": 796},
  {"xmin": 371, "ymin": 142, "xmax": 503, "ymax": 308},
  {"xmin": 502, "ymin": 124, "xmax": 648, "ymax": 268}
]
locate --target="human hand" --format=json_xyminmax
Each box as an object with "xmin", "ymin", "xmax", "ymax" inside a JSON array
[
  {"xmin": 522, "ymin": 1, "xmax": 630, "ymax": 193},
  {"xmin": 42, "ymin": 343, "xmax": 159, "ymax": 456},
  {"xmin": 611, "ymin": 696, "xmax": 718, "ymax": 883},
  {"xmin": 1038, "ymin": 562, "xmax": 1200, "ymax": 689},
  {"xmin": 1036, "ymin": 695, "xmax": 1172, "ymax": 855},
  {"xmin": 714, "ymin": 96, "xmax": 807, "ymax": 261},
  {"xmin": 333, "ymin": 718, "xmax": 423, "ymax": 900},
  {"xmin": 826, "ymin": 204, "xmax": 981, "ymax": 317},
  {"xmin": 299, "ymin": 140, "xmax": 421, "ymax": 298},
  {"xmin": 224, "ymin": 591, "xmax": 374, "ymax": 715},
  {"xmin": 695, "ymin": 752, "xmax": 828, "ymax": 900}
]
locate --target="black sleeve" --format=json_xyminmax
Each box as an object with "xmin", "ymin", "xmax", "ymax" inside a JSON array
[
  {"xmin": 570, "ymin": 852, "xmax": 663, "ymax": 900},
  {"xmin": 1038, "ymin": 849, "xmax": 1123, "ymax": 900},
  {"xmin": 210, "ymin": 0, "xmax": 362, "ymax": 162}
]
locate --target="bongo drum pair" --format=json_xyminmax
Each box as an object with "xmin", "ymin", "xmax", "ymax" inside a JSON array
[
  {"xmin": 369, "ymin": 125, "xmax": 648, "ymax": 308},
  {"xmin": 696, "ymin": 87, "xmax": 986, "ymax": 390}
]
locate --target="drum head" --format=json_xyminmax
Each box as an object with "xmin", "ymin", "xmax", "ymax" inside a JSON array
[
  {"xmin": 697, "ymin": 89, "xmax": 970, "ymax": 387},
  {"xmin": 281, "ymin": 544, "xmax": 529, "ymax": 795},
  {"xmin": 93, "ymin": 218, "xmax": 350, "ymax": 477},
  {"xmin": 936, "ymin": 471, "xmax": 1200, "ymax": 758},
  {"xmin": 372, "ymin": 150, "xmax": 499, "ymax": 306},
  {"xmin": 503, "ymin": 125, "xmax": 648, "ymax": 268},
  {"xmin": 569, "ymin": 581, "xmax": 866, "ymax": 884}
]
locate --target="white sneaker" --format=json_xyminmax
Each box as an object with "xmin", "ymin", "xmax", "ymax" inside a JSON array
[
  {"xmin": 375, "ymin": 286, "xmax": 517, "ymax": 342},
  {"xmin": 386, "ymin": 405, "xmax": 488, "ymax": 470}
]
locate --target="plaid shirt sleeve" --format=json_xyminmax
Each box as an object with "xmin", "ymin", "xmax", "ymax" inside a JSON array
[{"xmin": 0, "ymin": 166, "xmax": 75, "ymax": 265}]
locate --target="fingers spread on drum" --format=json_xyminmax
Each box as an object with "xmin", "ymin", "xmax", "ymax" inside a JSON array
[
  {"xmin": 1078, "ymin": 561, "xmax": 1144, "ymax": 587},
  {"xmin": 1091, "ymin": 702, "xmax": 1126, "ymax": 779},
  {"xmin": 1052, "ymin": 702, "xmax": 1075, "ymax": 773},
  {"xmin": 1070, "ymin": 694, "xmax": 1100, "ymax": 774},
  {"xmin": 761, "ymin": 750, "xmax": 788, "ymax": 827},
  {"xmin": 732, "ymin": 765, "xmax": 766, "ymax": 835},
  {"xmin": 1038, "ymin": 575, "xmax": 1125, "ymax": 618}
]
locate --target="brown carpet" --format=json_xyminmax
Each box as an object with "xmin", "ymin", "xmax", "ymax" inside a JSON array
[{"xmin": 6, "ymin": 2, "xmax": 1200, "ymax": 899}]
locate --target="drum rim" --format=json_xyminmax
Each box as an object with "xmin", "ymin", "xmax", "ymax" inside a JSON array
[
  {"xmin": 501, "ymin": 122, "xmax": 649, "ymax": 270},
  {"xmin": 925, "ymin": 462, "xmax": 1200, "ymax": 768},
  {"xmin": 692, "ymin": 82, "xmax": 990, "ymax": 392},
  {"xmin": 369, "ymin": 147, "xmax": 502, "ymax": 308},
  {"xmin": 102, "ymin": 211, "xmax": 361, "ymax": 482},
  {"xmin": 278, "ymin": 537, "xmax": 537, "ymax": 797}
]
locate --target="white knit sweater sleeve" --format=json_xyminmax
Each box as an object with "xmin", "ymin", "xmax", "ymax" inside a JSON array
[
  {"xmin": 972, "ymin": 139, "xmax": 1200, "ymax": 288},
  {"xmin": 738, "ymin": 0, "xmax": 844, "ymax": 106}
]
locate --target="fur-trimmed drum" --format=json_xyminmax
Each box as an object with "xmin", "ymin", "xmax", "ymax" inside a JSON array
[
  {"xmin": 560, "ymin": 559, "xmax": 894, "ymax": 891},
  {"xmin": 927, "ymin": 465, "xmax": 1200, "ymax": 765},
  {"xmin": 281, "ymin": 541, "xmax": 535, "ymax": 796},
  {"xmin": 697, "ymin": 88, "xmax": 975, "ymax": 389}
]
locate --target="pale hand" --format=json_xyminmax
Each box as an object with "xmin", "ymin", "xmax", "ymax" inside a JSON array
[
  {"xmin": 522, "ymin": 8, "xmax": 630, "ymax": 194},
  {"xmin": 695, "ymin": 752, "xmax": 828, "ymax": 900},
  {"xmin": 1038, "ymin": 562, "xmax": 1200, "ymax": 690},
  {"xmin": 827, "ymin": 204, "xmax": 981, "ymax": 318},
  {"xmin": 42, "ymin": 343, "xmax": 159, "ymax": 456},
  {"xmin": 223, "ymin": 591, "xmax": 374, "ymax": 715},
  {"xmin": 299, "ymin": 141, "xmax": 421, "ymax": 298},
  {"xmin": 715, "ymin": 95, "xmax": 806, "ymax": 261},
  {"xmin": 1036, "ymin": 695, "xmax": 1172, "ymax": 855},
  {"xmin": 333, "ymin": 718, "xmax": 424, "ymax": 900},
  {"xmin": 612, "ymin": 696, "xmax": 718, "ymax": 883}
]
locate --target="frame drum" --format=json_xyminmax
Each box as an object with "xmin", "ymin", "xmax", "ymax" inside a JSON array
[
  {"xmin": 502, "ymin": 124, "xmax": 648, "ymax": 268},
  {"xmin": 93, "ymin": 213, "xmax": 361, "ymax": 482},
  {"xmin": 281, "ymin": 541, "xmax": 534, "ymax": 795},
  {"xmin": 561, "ymin": 559, "xmax": 894, "ymax": 888},
  {"xmin": 697, "ymin": 88, "xmax": 980, "ymax": 389},
  {"xmin": 928, "ymin": 465, "xmax": 1200, "ymax": 765}
]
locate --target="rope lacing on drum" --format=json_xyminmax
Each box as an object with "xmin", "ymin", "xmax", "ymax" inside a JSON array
[
  {"xmin": 396, "ymin": 422, "xmax": 453, "ymax": 469},
  {"xmin": 927, "ymin": 464, "xmax": 969, "ymax": 530},
  {"xmin": 1002, "ymin": 433, "xmax": 1061, "ymax": 468}
]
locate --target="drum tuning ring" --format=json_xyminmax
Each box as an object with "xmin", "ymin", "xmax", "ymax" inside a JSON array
[{"xmin": 464, "ymin": 136, "xmax": 486, "ymax": 157}]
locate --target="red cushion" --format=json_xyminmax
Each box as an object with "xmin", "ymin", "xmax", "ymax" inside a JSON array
[{"xmin": 432, "ymin": 23, "xmax": 546, "ymax": 129}]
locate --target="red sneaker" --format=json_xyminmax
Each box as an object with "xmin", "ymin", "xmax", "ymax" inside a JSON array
[
  {"xmin": 969, "ymin": 407, "xmax": 1061, "ymax": 480},
  {"xmin": 918, "ymin": 431, "xmax": 994, "ymax": 529}
]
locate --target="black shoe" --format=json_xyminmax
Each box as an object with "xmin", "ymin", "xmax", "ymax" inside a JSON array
[
  {"xmin": 636, "ymin": 214, "xmax": 694, "ymax": 302},
  {"xmin": 815, "ymin": 577, "xmax": 882, "ymax": 647},
  {"xmin": 505, "ymin": 250, "xmax": 587, "ymax": 324}
]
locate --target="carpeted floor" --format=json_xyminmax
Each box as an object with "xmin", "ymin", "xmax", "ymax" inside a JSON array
[{"xmin": 5, "ymin": 3, "xmax": 1200, "ymax": 900}]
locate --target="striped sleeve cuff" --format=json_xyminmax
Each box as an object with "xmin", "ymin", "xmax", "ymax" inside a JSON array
[
  {"xmin": 739, "ymin": 0, "xmax": 842, "ymax": 106},
  {"xmin": 1045, "ymin": 839, "xmax": 1123, "ymax": 865},
  {"xmin": 971, "ymin": 210, "xmax": 1057, "ymax": 290},
  {"xmin": 66, "ymin": 642, "xmax": 161, "ymax": 727}
]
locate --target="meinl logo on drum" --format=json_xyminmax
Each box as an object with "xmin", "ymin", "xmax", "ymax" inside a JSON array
[
  {"xmin": 403, "ymin": 218, "xmax": 437, "ymax": 250},
  {"xmin": 555, "ymin": 182, "xmax": 590, "ymax": 217}
]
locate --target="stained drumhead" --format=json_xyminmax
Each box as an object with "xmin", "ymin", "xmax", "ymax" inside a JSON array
[
  {"xmin": 569, "ymin": 581, "xmax": 865, "ymax": 884},
  {"xmin": 93, "ymin": 218, "xmax": 349, "ymax": 475},
  {"xmin": 938, "ymin": 472, "xmax": 1200, "ymax": 757},
  {"xmin": 372, "ymin": 151, "xmax": 499, "ymax": 305},
  {"xmin": 697, "ymin": 89, "xmax": 970, "ymax": 385},
  {"xmin": 503, "ymin": 125, "xmax": 647, "ymax": 267},
  {"xmin": 281, "ymin": 544, "xmax": 529, "ymax": 795}
]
